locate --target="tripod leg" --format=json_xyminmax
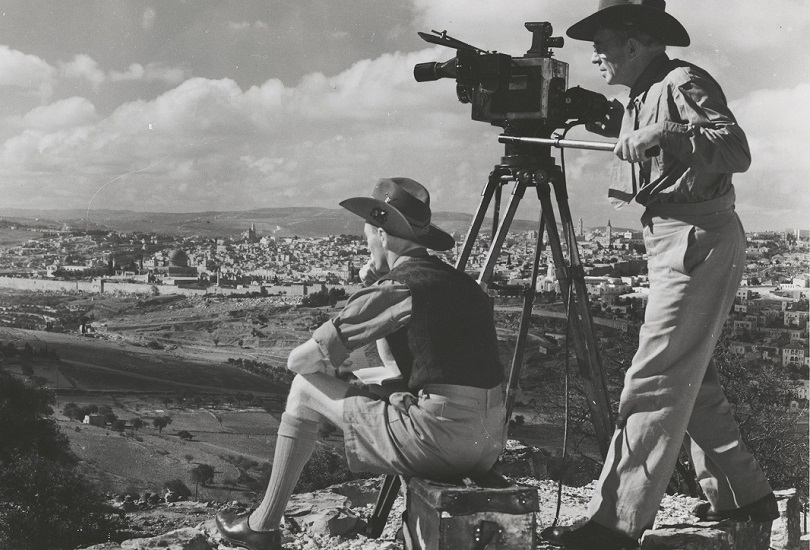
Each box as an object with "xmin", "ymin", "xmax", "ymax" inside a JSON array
[
  {"xmin": 365, "ymin": 474, "xmax": 402, "ymax": 539},
  {"xmin": 477, "ymin": 176, "xmax": 527, "ymax": 287},
  {"xmin": 456, "ymin": 167, "xmax": 510, "ymax": 271},
  {"xmin": 504, "ymin": 210, "xmax": 546, "ymax": 420},
  {"xmin": 553, "ymin": 183, "xmax": 615, "ymax": 455},
  {"xmin": 492, "ymin": 184, "xmax": 502, "ymax": 242},
  {"xmin": 536, "ymin": 181, "xmax": 614, "ymax": 458}
]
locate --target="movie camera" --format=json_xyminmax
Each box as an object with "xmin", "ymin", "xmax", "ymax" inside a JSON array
[{"xmin": 413, "ymin": 22, "xmax": 616, "ymax": 136}]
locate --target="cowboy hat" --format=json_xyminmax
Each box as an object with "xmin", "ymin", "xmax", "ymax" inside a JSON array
[
  {"xmin": 340, "ymin": 177, "xmax": 455, "ymax": 251},
  {"xmin": 567, "ymin": 0, "xmax": 690, "ymax": 47}
]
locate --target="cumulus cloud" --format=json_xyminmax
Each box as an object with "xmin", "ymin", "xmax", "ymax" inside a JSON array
[
  {"xmin": 0, "ymin": 46, "xmax": 483, "ymax": 212},
  {"xmin": 19, "ymin": 97, "xmax": 98, "ymax": 131},
  {"xmin": 0, "ymin": 46, "xmax": 55, "ymax": 98},
  {"xmin": 109, "ymin": 63, "xmax": 190, "ymax": 85},
  {"xmin": 60, "ymin": 54, "xmax": 106, "ymax": 89},
  {"xmin": 61, "ymin": 55, "xmax": 189, "ymax": 88}
]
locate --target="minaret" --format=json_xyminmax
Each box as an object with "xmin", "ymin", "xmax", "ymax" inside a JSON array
[
  {"xmin": 578, "ymin": 217, "xmax": 584, "ymax": 237},
  {"xmin": 607, "ymin": 219, "xmax": 613, "ymax": 247}
]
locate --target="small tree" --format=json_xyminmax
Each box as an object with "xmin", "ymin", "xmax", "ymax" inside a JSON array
[
  {"xmin": 131, "ymin": 418, "xmax": 144, "ymax": 431},
  {"xmin": 152, "ymin": 416, "xmax": 172, "ymax": 433},
  {"xmin": 190, "ymin": 464, "xmax": 215, "ymax": 499}
]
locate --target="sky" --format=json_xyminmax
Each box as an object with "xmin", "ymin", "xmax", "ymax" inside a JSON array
[{"xmin": 0, "ymin": 0, "xmax": 808, "ymax": 232}]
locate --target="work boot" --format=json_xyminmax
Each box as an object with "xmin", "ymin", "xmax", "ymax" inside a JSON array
[
  {"xmin": 541, "ymin": 520, "xmax": 639, "ymax": 549},
  {"xmin": 693, "ymin": 492, "xmax": 779, "ymax": 522},
  {"xmin": 216, "ymin": 510, "xmax": 282, "ymax": 550}
]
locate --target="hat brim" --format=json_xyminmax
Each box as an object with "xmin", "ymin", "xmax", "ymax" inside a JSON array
[
  {"xmin": 567, "ymin": 5, "xmax": 690, "ymax": 47},
  {"xmin": 340, "ymin": 197, "xmax": 455, "ymax": 251}
]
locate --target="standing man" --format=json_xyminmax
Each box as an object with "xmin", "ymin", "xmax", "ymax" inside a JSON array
[
  {"xmin": 216, "ymin": 177, "xmax": 507, "ymax": 550},
  {"xmin": 542, "ymin": 1, "xmax": 778, "ymax": 548}
]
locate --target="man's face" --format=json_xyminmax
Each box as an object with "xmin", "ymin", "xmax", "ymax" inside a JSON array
[
  {"xmin": 591, "ymin": 29, "xmax": 631, "ymax": 86},
  {"xmin": 364, "ymin": 223, "xmax": 387, "ymax": 271}
]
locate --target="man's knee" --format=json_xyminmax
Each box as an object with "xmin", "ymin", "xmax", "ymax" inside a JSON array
[{"xmin": 285, "ymin": 374, "xmax": 312, "ymax": 415}]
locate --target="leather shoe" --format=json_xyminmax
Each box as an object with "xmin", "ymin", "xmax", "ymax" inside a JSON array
[
  {"xmin": 216, "ymin": 511, "xmax": 282, "ymax": 550},
  {"xmin": 693, "ymin": 492, "xmax": 779, "ymax": 522},
  {"xmin": 541, "ymin": 520, "xmax": 639, "ymax": 549}
]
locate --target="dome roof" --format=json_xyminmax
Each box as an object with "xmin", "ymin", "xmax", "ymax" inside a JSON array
[{"xmin": 167, "ymin": 249, "xmax": 189, "ymax": 267}]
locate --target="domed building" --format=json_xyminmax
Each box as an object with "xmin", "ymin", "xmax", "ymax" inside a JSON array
[
  {"xmin": 168, "ymin": 249, "xmax": 189, "ymax": 268},
  {"xmin": 146, "ymin": 248, "xmax": 198, "ymax": 279}
]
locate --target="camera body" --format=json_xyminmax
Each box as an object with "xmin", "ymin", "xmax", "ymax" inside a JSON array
[{"xmin": 414, "ymin": 22, "xmax": 608, "ymax": 132}]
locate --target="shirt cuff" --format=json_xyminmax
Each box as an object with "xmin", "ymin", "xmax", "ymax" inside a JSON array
[{"xmin": 312, "ymin": 320, "xmax": 351, "ymax": 368}]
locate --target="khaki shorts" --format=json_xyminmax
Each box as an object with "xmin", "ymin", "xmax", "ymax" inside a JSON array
[{"xmin": 343, "ymin": 383, "xmax": 507, "ymax": 479}]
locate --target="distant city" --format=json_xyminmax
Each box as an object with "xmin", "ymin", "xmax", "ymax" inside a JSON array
[{"xmin": 1, "ymin": 213, "xmax": 808, "ymax": 402}]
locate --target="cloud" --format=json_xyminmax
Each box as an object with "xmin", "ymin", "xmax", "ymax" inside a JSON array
[
  {"xmin": 109, "ymin": 63, "xmax": 190, "ymax": 85},
  {"xmin": 0, "ymin": 47, "xmax": 484, "ymax": 212},
  {"xmin": 19, "ymin": 97, "xmax": 98, "ymax": 131},
  {"xmin": 142, "ymin": 8, "xmax": 156, "ymax": 31},
  {"xmin": 61, "ymin": 55, "xmax": 189, "ymax": 87},
  {"xmin": 0, "ymin": 45, "xmax": 55, "ymax": 98},
  {"xmin": 731, "ymin": 81, "xmax": 810, "ymax": 229},
  {"xmin": 60, "ymin": 54, "xmax": 106, "ymax": 89}
]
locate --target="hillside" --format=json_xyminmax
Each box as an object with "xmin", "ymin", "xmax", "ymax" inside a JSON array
[{"xmin": 0, "ymin": 206, "xmax": 542, "ymax": 239}]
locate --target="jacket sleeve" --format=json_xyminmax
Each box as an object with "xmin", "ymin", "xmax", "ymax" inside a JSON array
[
  {"xmin": 289, "ymin": 282, "xmax": 412, "ymax": 371},
  {"xmin": 658, "ymin": 67, "xmax": 751, "ymax": 173}
]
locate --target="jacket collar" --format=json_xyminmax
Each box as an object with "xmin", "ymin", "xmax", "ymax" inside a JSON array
[{"xmin": 629, "ymin": 53, "xmax": 671, "ymax": 101}]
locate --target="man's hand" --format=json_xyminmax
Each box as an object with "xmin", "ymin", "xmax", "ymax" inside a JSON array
[
  {"xmin": 359, "ymin": 258, "xmax": 388, "ymax": 287},
  {"xmin": 614, "ymin": 124, "xmax": 662, "ymax": 163}
]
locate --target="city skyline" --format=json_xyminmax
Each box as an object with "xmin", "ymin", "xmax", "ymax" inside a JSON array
[{"xmin": 0, "ymin": 1, "xmax": 807, "ymax": 232}]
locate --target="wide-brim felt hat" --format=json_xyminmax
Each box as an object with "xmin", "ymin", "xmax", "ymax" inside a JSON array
[
  {"xmin": 567, "ymin": 0, "xmax": 690, "ymax": 47},
  {"xmin": 340, "ymin": 177, "xmax": 455, "ymax": 251}
]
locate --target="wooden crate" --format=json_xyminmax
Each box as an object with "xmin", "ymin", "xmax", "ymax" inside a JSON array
[{"xmin": 404, "ymin": 477, "xmax": 538, "ymax": 550}]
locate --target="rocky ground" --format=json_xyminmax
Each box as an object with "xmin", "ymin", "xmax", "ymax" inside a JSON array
[{"xmin": 81, "ymin": 457, "xmax": 807, "ymax": 550}]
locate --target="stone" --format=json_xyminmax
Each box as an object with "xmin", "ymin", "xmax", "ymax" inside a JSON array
[
  {"xmin": 298, "ymin": 509, "xmax": 361, "ymax": 537},
  {"xmin": 642, "ymin": 526, "xmax": 731, "ymax": 549},
  {"xmin": 285, "ymin": 492, "xmax": 362, "ymax": 537},
  {"xmin": 120, "ymin": 527, "xmax": 212, "ymax": 550},
  {"xmin": 772, "ymin": 489, "xmax": 802, "ymax": 550},
  {"xmin": 329, "ymin": 478, "xmax": 382, "ymax": 508},
  {"xmin": 647, "ymin": 519, "xmax": 772, "ymax": 550}
]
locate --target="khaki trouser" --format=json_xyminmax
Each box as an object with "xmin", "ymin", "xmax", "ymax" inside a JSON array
[{"xmin": 588, "ymin": 189, "xmax": 772, "ymax": 537}]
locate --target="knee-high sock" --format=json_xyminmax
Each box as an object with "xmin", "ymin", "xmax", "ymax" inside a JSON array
[{"xmin": 251, "ymin": 412, "xmax": 320, "ymax": 530}]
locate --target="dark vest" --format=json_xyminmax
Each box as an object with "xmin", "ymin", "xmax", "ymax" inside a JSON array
[{"xmin": 379, "ymin": 255, "xmax": 504, "ymax": 391}]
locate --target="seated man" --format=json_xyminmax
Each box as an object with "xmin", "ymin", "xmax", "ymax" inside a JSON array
[{"xmin": 217, "ymin": 177, "xmax": 507, "ymax": 550}]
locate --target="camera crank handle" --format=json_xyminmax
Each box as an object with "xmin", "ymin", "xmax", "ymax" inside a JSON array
[{"xmin": 646, "ymin": 146, "xmax": 661, "ymax": 157}]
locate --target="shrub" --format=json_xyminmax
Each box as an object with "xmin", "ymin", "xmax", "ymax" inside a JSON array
[
  {"xmin": 0, "ymin": 454, "xmax": 124, "ymax": 549},
  {"xmin": 0, "ymin": 371, "xmax": 124, "ymax": 549}
]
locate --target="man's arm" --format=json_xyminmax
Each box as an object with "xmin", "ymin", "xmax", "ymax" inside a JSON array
[
  {"xmin": 616, "ymin": 68, "xmax": 751, "ymax": 171},
  {"xmin": 286, "ymin": 282, "xmax": 411, "ymax": 374},
  {"xmin": 659, "ymin": 70, "xmax": 751, "ymax": 173}
]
